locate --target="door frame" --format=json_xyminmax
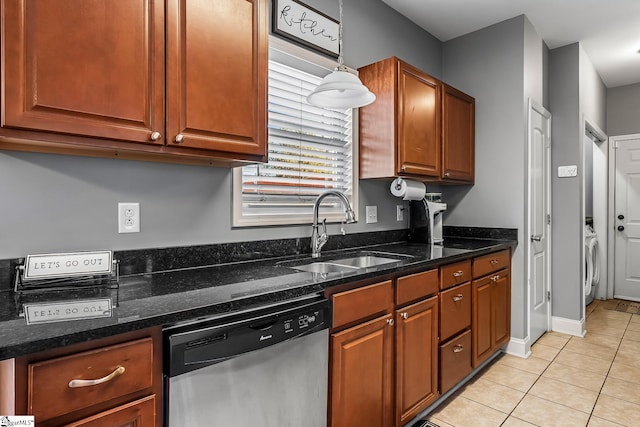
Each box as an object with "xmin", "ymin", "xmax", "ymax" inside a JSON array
[
  {"xmin": 608, "ymin": 133, "xmax": 640, "ymax": 300},
  {"xmin": 582, "ymin": 117, "xmax": 607, "ymax": 309},
  {"xmin": 526, "ymin": 99, "xmax": 552, "ymax": 344}
]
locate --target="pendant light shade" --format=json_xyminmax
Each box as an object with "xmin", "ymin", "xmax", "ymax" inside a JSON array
[
  {"xmin": 306, "ymin": 0, "xmax": 375, "ymax": 110},
  {"xmin": 306, "ymin": 65, "xmax": 376, "ymax": 109}
]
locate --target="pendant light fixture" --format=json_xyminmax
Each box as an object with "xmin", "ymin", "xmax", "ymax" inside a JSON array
[{"xmin": 306, "ymin": 0, "xmax": 376, "ymax": 109}]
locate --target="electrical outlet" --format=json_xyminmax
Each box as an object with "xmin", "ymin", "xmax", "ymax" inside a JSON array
[
  {"xmin": 118, "ymin": 202, "xmax": 140, "ymax": 233},
  {"xmin": 396, "ymin": 205, "xmax": 404, "ymax": 221},
  {"xmin": 366, "ymin": 206, "xmax": 378, "ymax": 224}
]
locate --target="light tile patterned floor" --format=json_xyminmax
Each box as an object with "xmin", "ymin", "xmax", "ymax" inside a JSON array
[{"xmin": 425, "ymin": 299, "xmax": 640, "ymax": 427}]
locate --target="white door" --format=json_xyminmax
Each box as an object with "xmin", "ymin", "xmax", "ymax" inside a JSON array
[
  {"xmin": 528, "ymin": 100, "xmax": 551, "ymax": 344},
  {"xmin": 614, "ymin": 137, "xmax": 640, "ymax": 301}
]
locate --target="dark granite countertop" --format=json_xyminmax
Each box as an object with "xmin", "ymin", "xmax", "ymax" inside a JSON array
[{"xmin": 0, "ymin": 232, "xmax": 516, "ymax": 360}]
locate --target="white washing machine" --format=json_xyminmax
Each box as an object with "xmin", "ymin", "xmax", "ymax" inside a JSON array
[{"xmin": 585, "ymin": 224, "xmax": 600, "ymax": 305}]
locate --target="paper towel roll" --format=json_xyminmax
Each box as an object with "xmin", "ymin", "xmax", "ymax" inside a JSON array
[{"xmin": 390, "ymin": 178, "xmax": 426, "ymax": 200}]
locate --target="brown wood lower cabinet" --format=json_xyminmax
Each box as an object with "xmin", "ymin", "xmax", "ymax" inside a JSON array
[
  {"xmin": 64, "ymin": 395, "xmax": 156, "ymax": 427},
  {"xmin": 439, "ymin": 330, "xmax": 472, "ymax": 393},
  {"xmin": 395, "ymin": 296, "xmax": 439, "ymax": 426},
  {"xmin": 0, "ymin": 328, "xmax": 162, "ymax": 427},
  {"xmin": 330, "ymin": 314, "xmax": 394, "ymax": 427},
  {"xmin": 472, "ymin": 268, "xmax": 511, "ymax": 367}
]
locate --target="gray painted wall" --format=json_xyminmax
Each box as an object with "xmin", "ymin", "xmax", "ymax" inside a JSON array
[
  {"xmin": 439, "ymin": 15, "xmax": 545, "ymax": 341},
  {"xmin": 607, "ymin": 83, "xmax": 640, "ymax": 136},
  {"xmin": 549, "ymin": 43, "xmax": 606, "ymax": 322},
  {"xmin": 0, "ymin": 1, "xmax": 442, "ymax": 259}
]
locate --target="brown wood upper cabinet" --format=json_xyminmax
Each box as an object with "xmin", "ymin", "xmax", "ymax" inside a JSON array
[
  {"xmin": 442, "ymin": 84, "xmax": 475, "ymax": 182},
  {"xmin": 358, "ymin": 57, "xmax": 475, "ymax": 183},
  {"xmin": 0, "ymin": 0, "xmax": 267, "ymax": 165}
]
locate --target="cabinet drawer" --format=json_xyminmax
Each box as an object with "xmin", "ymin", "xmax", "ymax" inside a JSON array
[
  {"xmin": 63, "ymin": 395, "xmax": 156, "ymax": 427},
  {"xmin": 439, "ymin": 283, "xmax": 471, "ymax": 342},
  {"xmin": 440, "ymin": 260, "xmax": 471, "ymax": 290},
  {"xmin": 439, "ymin": 330, "xmax": 472, "ymax": 394},
  {"xmin": 332, "ymin": 280, "xmax": 394, "ymax": 328},
  {"xmin": 396, "ymin": 269, "xmax": 438, "ymax": 306},
  {"xmin": 472, "ymin": 249, "xmax": 510, "ymax": 278},
  {"xmin": 28, "ymin": 338, "xmax": 154, "ymax": 422}
]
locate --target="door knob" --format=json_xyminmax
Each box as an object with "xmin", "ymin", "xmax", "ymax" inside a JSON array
[
  {"xmin": 618, "ymin": 225, "xmax": 625, "ymax": 231},
  {"xmin": 618, "ymin": 214, "xmax": 625, "ymax": 220}
]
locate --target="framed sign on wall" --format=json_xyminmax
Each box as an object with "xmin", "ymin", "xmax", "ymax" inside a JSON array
[{"xmin": 272, "ymin": 0, "xmax": 340, "ymax": 58}]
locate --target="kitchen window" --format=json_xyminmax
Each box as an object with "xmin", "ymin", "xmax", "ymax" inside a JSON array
[{"xmin": 233, "ymin": 37, "xmax": 358, "ymax": 227}]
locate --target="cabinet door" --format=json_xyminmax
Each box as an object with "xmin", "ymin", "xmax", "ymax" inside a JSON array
[
  {"xmin": 442, "ymin": 84, "xmax": 474, "ymax": 182},
  {"xmin": 330, "ymin": 315, "xmax": 394, "ymax": 427},
  {"xmin": 1, "ymin": 0, "xmax": 165, "ymax": 145},
  {"xmin": 63, "ymin": 395, "xmax": 155, "ymax": 427},
  {"xmin": 397, "ymin": 62, "xmax": 441, "ymax": 177},
  {"xmin": 396, "ymin": 296, "xmax": 438, "ymax": 426},
  {"xmin": 166, "ymin": 0, "xmax": 267, "ymax": 157},
  {"xmin": 493, "ymin": 270, "xmax": 511, "ymax": 348},
  {"xmin": 472, "ymin": 276, "xmax": 493, "ymax": 368}
]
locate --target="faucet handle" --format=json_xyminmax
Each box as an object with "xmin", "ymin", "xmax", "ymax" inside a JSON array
[{"xmin": 321, "ymin": 218, "xmax": 327, "ymax": 235}]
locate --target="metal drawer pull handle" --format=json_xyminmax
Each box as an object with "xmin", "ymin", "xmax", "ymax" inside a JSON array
[
  {"xmin": 453, "ymin": 294, "xmax": 464, "ymax": 302},
  {"xmin": 453, "ymin": 271, "xmax": 464, "ymax": 278},
  {"xmin": 490, "ymin": 259, "xmax": 499, "ymax": 265},
  {"xmin": 68, "ymin": 366, "xmax": 125, "ymax": 388},
  {"xmin": 387, "ymin": 318, "xmax": 395, "ymax": 326},
  {"xmin": 401, "ymin": 312, "xmax": 409, "ymax": 320},
  {"xmin": 531, "ymin": 234, "xmax": 542, "ymax": 242},
  {"xmin": 453, "ymin": 345, "xmax": 464, "ymax": 353}
]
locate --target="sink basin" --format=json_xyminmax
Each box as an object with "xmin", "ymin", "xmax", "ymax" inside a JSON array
[
  {"xmin": 290, "ymin": 262, "xmax": 359, "ymax": 274},
  {"xmin": 287, "ymin": 253, "xmax": 411, "ymax": 274},
  {"xmin": 331, "ymin": 255, "xmax": 402, "ymax": 268}
]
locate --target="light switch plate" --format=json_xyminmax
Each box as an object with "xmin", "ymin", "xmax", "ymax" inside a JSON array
[
  {"xmin": 557, "ymin": 165, "xmax": 578, "ymax": 178},
  {"xmin": 366, "ymin": 206, "xmax": 378, "ymax": 224}
]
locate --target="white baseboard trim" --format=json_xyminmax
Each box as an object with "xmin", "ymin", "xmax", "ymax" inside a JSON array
[
  {"xmin": 551, "ymin": 316, "xmax": 585, "ymax": 337},
  {"xmin": 505, "ymin": 336, "xmax": 531, "ymax": 359}
]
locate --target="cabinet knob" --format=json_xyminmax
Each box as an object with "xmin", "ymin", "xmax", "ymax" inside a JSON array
[
  {"xmin": 401, "ymin": 165, "xmax": 406, "ymax": 172},
  {"xmin": 444, "ymin": 172, "xmax": 450, "ymax": 177},
  {"xmin": 618, "ymin": 225, "xmax": 625, "ymax": 232},
  {"xmin": 490, "ymin": 259, "xmax": 499, "ymax": 265},
  {"xmin": 175, "ymin": 134, "xmax": 185, "ymax": 144},
  {"xmin": 68, "ymin": 366, "xmax": 125, "ymax": 388},
  {"xmin": 452, "ymin": 294, "xmax": 464, "ymax": 302},
  {"xmin": 401, "ymin": 312, "xmax": 409, "ymax": 320},
  {"xmin": 150, "ymin": 131, "xmax": 161, "ymax": 141},
  {"xmin": 387, "ymin": 318, "xmax": 395, "ymax": 326},
  {"xmin": 453, "ymin": 270, "xmax": 464, "ymax": 278},
  {"xmin": 452, "ymin": 344, "xmax": 464, "ymax": 353}
]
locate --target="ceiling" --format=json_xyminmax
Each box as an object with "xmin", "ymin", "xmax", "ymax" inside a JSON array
[{"xmin": 381, "ymin": 0, "xmax": 640, "ymax": 88}]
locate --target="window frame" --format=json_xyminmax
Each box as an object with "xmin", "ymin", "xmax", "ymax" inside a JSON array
[{"xmin": 232, "ymin": 36, "xmax": 359, "ymax": 228}]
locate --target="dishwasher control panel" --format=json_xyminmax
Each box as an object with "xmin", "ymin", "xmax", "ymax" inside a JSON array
[{"xmin": 165, "ymin": 297, "xmax": 330, "ymax": 377}]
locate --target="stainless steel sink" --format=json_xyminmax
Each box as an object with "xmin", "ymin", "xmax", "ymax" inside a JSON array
[
  {"xmin": 290, "ymin": 262, "xmax": 359, "ymax": 274},
  {"xmin": 288, "ymin": 253, "xmax": 411, "ymax": 274},
  {"xmin": 331, "ymin": 255, "xmax": 402, "ymax": 268}
]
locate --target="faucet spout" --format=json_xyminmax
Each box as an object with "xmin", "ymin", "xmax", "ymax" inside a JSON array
[{"xmin": 311, "ymin": 190, "xmax": 356, "ymax": 258}]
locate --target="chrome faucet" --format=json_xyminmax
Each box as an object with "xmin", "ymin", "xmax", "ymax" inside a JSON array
[{"xmin": 311, "ymin": 190, "xmax": 356, "ymax": 258}]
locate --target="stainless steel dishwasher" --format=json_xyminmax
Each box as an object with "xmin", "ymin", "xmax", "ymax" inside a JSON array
[{"xmin": 163, "ymin": 294, "xmax": 330, "ymax": 427}]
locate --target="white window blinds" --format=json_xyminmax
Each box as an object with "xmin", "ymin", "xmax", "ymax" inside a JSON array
[{"xmin": 234, "ymin": 53, "xmax": 355, "ymax": 226}]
